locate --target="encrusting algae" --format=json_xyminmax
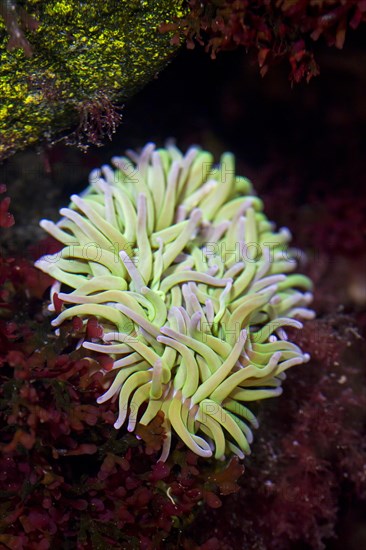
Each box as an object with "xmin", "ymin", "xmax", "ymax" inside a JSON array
[{"xmin": 0, "ymin": 1, "xmax": 185, "ymax": 160}]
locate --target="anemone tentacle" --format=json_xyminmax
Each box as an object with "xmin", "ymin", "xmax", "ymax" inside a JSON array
[{"xmin": 36, "ymin": 142, "xmax": 314, "ymax": 461}]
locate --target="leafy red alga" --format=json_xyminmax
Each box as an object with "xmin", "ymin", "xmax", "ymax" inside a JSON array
[
  {"xmin": 185, "ymin": 315, "xmax": 366, "ymax": 549},
  {"xmin": 165, "ymin": 0, "xmax": 366, "ymax": 82},
  {"xmin": 0, "ymin": 254, "xmax": 244, "ymax": 549}
]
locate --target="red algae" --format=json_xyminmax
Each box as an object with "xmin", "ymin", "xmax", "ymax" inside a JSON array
[
  {"xmin": 0, "ymin": 255, "xmax": 244, "ymax": 548},
  {"xmin": 185, "ymin": 312, "xmax": 366, "ymax": 549},
  {"xmin": 164, "ymin": 0, "xmax": 366, "ymax": 82}
]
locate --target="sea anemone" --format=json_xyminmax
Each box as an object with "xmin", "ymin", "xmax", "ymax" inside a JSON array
[{"xmin": 35, "ymin": 142, "xmax": 314, "ymax": 461}]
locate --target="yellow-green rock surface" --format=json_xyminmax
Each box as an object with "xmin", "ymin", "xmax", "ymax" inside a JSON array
[{"xmin": 0, "ymin": 0, "xmax": 184, "ymax": 160}]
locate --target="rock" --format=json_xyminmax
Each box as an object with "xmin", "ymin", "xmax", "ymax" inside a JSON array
[{"xmin": 0, "ymin": 0, "xmax": 185, "ymax": 160}]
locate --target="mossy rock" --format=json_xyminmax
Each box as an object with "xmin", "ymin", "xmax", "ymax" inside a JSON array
[{"xmin": 0, "ymin": 0, "xmax": 185, "ymax": 160}]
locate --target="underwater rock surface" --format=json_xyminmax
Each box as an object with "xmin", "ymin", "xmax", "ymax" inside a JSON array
[{"xmin": 0, "ymin": 0, "xmax": 184, "ymax": 160}]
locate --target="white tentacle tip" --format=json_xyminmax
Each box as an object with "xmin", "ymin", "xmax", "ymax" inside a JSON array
[{"xmin": 114, "ymin": 416, "xmax": 126, "ymax": 430}]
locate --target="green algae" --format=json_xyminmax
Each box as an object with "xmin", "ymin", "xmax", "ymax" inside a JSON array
[{"xmin": 0, "ymin": 0, "xmax": 185, "ymax": 160}]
